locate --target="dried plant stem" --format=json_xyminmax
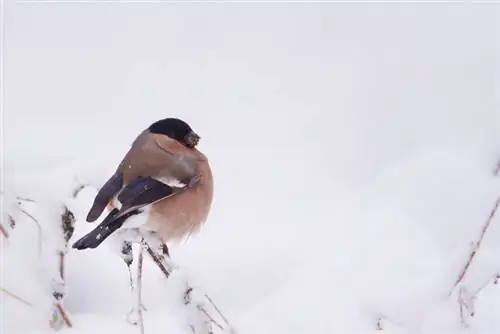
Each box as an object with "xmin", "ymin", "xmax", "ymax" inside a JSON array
[
  {"xmin": 145, "ymin": 246, "xmax": 171, "ymax": 278},
  {"xmin": 196, "ymin": 305, "xmax": 224, "ymax": 331},
  {"xmin": 71, "ymin": 183, "xmax": 88, "ymax": 199},
  {"xmin": 137, "ymin": 248, "xmax": 145, "ymax": 334},
  {"xmin": 458, "ymin": 286, "xmax": 474, "ymax": 328},
  {"xmin": 17, "ymin": 207, "xmax": 43, "ymax": 256},
  {"xmin": 375, "ymin": 316, "xmax": 385, "ymax": 331},
  {"xmin": 472, "ymin": 272, "xmax": 500, "ymax": 297},
  {"xmin": 204, "ymin": 294, "xmax": 230, "ymax": 327},
  {"xmin": 15, "ymin": 196, "xmax": 35, "ymax": 203},
  {"xmin": 53, "ymin": 206, "xmax": 75, "ymax": 329},
  {"xmin": 0, "ymin": 286, "xmax": 34, "ymax": 307},
  {"xmin": 449, "ymin": 196, "xmax": 500, "ymax": 296},
  {"xmin": 0, "ymin": 224, "xmax": 9, "ymax": 239},
  {"xmin": 55, "ymin": 303, "xmax": 73, "ymax": 328},
  {"xmin": 142, "ymin": 241, "xmax": 232, "ymax": 333}
]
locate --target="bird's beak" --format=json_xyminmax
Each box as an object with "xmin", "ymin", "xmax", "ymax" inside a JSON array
[{"xmin": 185, "ymin": 131, "xmax": 200, "ymax": 148}]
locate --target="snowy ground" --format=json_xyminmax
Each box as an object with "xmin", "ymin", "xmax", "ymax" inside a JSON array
[{"xmin": 2, "ymin": 2, "xmax": 500, "ymax": 334}]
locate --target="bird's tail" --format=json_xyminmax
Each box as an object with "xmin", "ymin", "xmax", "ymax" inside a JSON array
[{"xmin": 72, "ymin": 208, "xmax": 138, "ymax": 250}]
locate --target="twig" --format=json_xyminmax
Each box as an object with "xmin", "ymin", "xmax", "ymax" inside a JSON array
[
  {"xmin": 71, "ymin": 183, "xmax": 88, "ymax": 199},
  {"xmin": 472, "ymin": 272, "xmax": 500, "ymax": 297},
  {"xmin": 0, "ymin": 223, "xmax": 9, "ymax": 239},
  {"xmin": 458, "ymin": 286, "xmax": 473, "ymax": 328},
  {"xmin": 142, "ymin": 241, "xmax": 232, "ymax": 333},
  {"xmin": 15, "ymin": 196, "xmax": 35, "ymax": 203},
  {"xmin": 449, "ymin": 197, "xmax": 500, "ymax": 296},
  {"xmin": 145, "ymin": 246, "xmax": 171, "ymax": 278},
  {"xmin": 55, "ymin": 303, "xmax": 73, "ymax": 328},
  {"xmin": 0, "ymin": 286, "xmax": 34, "ymax": 307},
  {"xmin": 204, "ymin": 294, "xmax": 230, "ymax": 326},
  {"xmin": 375, "ymin": 316, "xmax": 385, "ymax": 331},
  {"xmin": 17, "ymin": 206, "xmax": 43, "ymax": 256},
  {"xmin": 137, "ymin": 246, "xmax": 145, "ymax": 334},
  {"xmin": 8, "ymin": 215, "xmax": 16, "ymax": 229},
  {"xmin": 196, "ymin": 305, "xmax": 224, "ymax": 331}
]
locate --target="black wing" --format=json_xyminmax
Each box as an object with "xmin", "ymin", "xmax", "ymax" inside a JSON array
[
  {"xmin": 73, "ymin": 177, "xmax": 178, "ymax": 250},
  {"xmin": 86, "ymin": 173, "xmax": 123, "ymax": 222},
  {"xmin": 115, "ymin": 176, "xmax": 177, "ymax": 217},
  {"xmin": 72, "ymin": 208, "xmax": 132, "ymax": 249}
]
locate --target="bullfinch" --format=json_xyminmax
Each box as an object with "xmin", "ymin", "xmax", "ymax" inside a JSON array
[{"xmin": 72, "ymin": 117, "xmax": 213, "ymax": 250}]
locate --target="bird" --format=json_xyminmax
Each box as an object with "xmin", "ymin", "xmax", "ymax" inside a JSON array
[
  {"xmin": 71, "ymin": 117, "xmax": 213, "ymax": 326},
  {"xmin": 72, "ymin": 116, "xmax": 213, "ymax": 260}
]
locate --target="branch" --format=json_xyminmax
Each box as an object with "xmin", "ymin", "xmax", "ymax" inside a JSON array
[
  {"xmin": 71, "ymin": 183, "xmax": 88, "ymax": 199},
  {"xmin": 0, "ymin": 286, "xmax": 34, "ymax": 308},
  {"xmin": 17, "ymin": 206, "xmax": 44, "ymax": 256},
  {"xmin": 16, "ymin": 196, "xmax": 35, "ymax": 203},
  {"xmin": 449, "ymin": 196, "xmax": 500, "ymax": 296},
  {"xmin": 472, "ymin": 272, "xmax": 500, "ymax": 297},
  {"xmin": 143, "ymin": 241, "xmax": 235, "ymax": 334},
  {"xmin": 137, "ymin": 248, "xmax": 145, "ymax": 334},
  {"xmin": 0, "ymin": 223, "xmax": 9, "ymax": 239}
]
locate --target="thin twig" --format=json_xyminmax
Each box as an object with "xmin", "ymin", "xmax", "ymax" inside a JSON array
[
  {"xmin": 55, "ymin": 303, "xmax": 73, "ymax": 328},
  {"xmin": 137, "ymin": 245, "xmax": 145, "ymax": 334},
  {"xmin": 0, "ymin": 223, "xmax": 9, "ymax": 239},
  {"xmin": 0, "ymin": 286, "xmax": 34, "ymax": 307},
  {"xmin": 145, "ymin": 246, "xmax": 171, "ymax": 278},
  {"xmin": 471, "ymin": 272, "xmax": 500, "ymax": 297},
  {"xmin": 71, "ymin": 183, "xmax": 88, "ymax": 199},
  {"xmin": 376, "ymin": 316, "xmax": 385, "ymax": 331},
  {"xmin": 17, "ymin": 206, "xmax": 43, "ymax": 256},
  {"xmin": 449, "ymin": 197, "xmax": 500, "ymax": 296},
  {"xmin": 196, "ymin": 305, "xmax": 224, "ymax": 331},
  {"xmin": 204, "ymin": 294, "xmax": 230, "ymax": 326},
  {"xmin": 15, "ymin": 196, "xmax": 35, "ymax": 203},
  {"xmin": 458, "ymin": 286, "xmax": 473, "ymax": 328},
  {"xmin": 142, "ymin": 240, "xmax": 232, "ymax": 332}
]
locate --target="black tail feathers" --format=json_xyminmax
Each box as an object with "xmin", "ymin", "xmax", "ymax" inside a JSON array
[{"xmin": 72, "ymin": 208, "xmax": 140, "ymax": 250}]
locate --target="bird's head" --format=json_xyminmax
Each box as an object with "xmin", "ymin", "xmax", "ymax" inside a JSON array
[{"xmin": 148, "ymin": 118, "xmax": 200, "ymax": 149}]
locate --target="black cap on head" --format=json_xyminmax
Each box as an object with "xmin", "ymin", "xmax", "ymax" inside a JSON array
[{"xmin": 148, "ymin": 118, "xmax": 200, "ymax": 148}]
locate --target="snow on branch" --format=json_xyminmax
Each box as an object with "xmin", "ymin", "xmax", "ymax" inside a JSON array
[
  {"xmin": 3, "ymin": 179, "xmax": 238, "ymax": 334},
  {"xmin": 141, "ymin": 240, "xmax": 237, "ymax": 334},
  {"xmin": 449, "ymin": 197, "xmax": 500, "ymax": 296},
  {"xmin": 447, "ymin": 157, "xmax": 500, "ymax": 327},
  {"xmin": 1, "ymin": 183, "xmax": 84, "ymax": 331}
]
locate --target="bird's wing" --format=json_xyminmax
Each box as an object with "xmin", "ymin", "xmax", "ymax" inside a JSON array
[
  {"xmin": 118, "ymin": 132, "xmax": 198, "ymax": 185},
  {"xmin": 115, "ymin": 176, "xmax": 179, "ymax": 216},
  {"xmin": 73, "ymin": 208, "xmax": 127, "ymax": 249},
  {"xmin": 85, "ymin": 132, "xmax": 199, "ymax": 223},
  {"xmin": 86, "ymin": 173, "xmax": 124, "ymax": 222},
  {"xmin": 151, "ymin": 137, "xmax": 199, "ymax": 185},
  {"xmin": 73, "ymin": 177, "xmax": 182, "ymax": 250}
]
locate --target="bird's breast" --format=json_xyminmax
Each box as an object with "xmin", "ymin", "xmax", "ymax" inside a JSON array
[{"xmin": 146, "ymin": 160, "xmax": 213, "ymax": 242}]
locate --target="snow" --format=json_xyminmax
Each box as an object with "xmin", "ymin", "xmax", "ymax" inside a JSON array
[{"xmin": 2, "ymin": 2, "xmax": 500, "ymax": 334}]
